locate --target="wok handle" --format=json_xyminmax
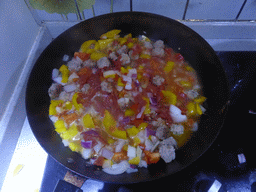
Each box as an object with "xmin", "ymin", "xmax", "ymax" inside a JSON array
[{"xmin": 53, "ymin": 171, "xmax": 87, "ymax": 192}]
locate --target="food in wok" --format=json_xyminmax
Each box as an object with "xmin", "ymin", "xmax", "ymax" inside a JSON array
[{"xmin": 48, "ymin": 29, "xmax": 206, "ymax": 175}]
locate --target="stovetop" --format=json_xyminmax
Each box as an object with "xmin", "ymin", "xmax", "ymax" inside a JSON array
[{"xmin": 40, "ymin": 51, "xmax": 256, "ymax": 192}]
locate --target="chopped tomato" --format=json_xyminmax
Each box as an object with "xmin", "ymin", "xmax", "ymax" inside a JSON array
[
  {"xmin": 78, "ymin": 67, "xmax": 92, "ymax": 87},
  {"xmin": 112, "ymin": 151, "xmax": 128, "ymax": 163},
  {"xmin": 93, "ymin": 156, "xmax": 105, "ymax": 166},
  {"xmin": 62, "ymin": 113, "xmax": 78, "ymax": 125},
  {"xmin": 74, "ymin": 52, "xmax": 90, "ymax": 61},
  {"xmin": 130, "ymin": 119, "xmax": 144, "ymax": 127},
  {"xmin": 144, "ymin": 151, "xmax": 161, "ymax": 164},
  {"xmin": 174, "ymin": 53, "xmax": 184, "ymax": 62},
  {"xmin": 132, "ymin": 44, "xmax": 142, "ymax": 55}
]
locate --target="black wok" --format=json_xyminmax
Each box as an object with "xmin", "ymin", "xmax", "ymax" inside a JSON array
[{"xmin": 26, "ymin": 12, "xmax": 229, "ymax": 183}]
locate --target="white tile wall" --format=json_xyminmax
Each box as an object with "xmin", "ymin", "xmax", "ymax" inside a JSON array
[
  {"xmin": 239, "ymin": 0, "xmax": 256, "ymax": 20},
  {"xmin": 133, "ymin": 0, "xmax": 187, "ymax": 19},
  {"xmin": 186, "ymin": 0, "xmax": 245, "ymax": 20},
  {"xmin": 27, "ymin": 0, "xmax": 256, "ymax": 21},
  {"xmin": 0, "ymin": 0, "xmax": 39, "ymax": 119}
]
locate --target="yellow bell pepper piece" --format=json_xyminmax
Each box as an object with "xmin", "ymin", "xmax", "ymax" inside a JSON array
[
  {"xmin": 118, "ymin": 37, "xmax": 127, "ymax": 45},
  {"xmin": 187, "ymin": 102, "xmax": 196, "ymax": 116},
  {"xmin": 127, "ymin": 42, "xmax": 134, "ymax": 49},
  {"xmin": 161, "ymin": 90, "xmax": 177, "ymax": 105},
  {"xmin": 82, "ymin": 114, "xmax": 95, "ymax": 128},
  {"xmin": 72, "ymin": 93, "xmax": 83, "ymax": 111},
  {"xmin": 59, "ymin": 65, "xmax": 69, "ymax": 83},
  {"xmin": 124, "ymin": 33, "xmax": 132, "ymax": 39},
  {"xmin": 69, "ymin": 142, "xmax": 82, "ymax": 152},
  {"xmin": 61, "ymin": 123, "xmax": 78, "ymax": 140},
  {"xmin": 117, "ymin": 78, "xmax": 125, "ymax": 87},
  {"xmin": 98, "ymin": 39, "xmax": 114, "ymax": 50},
  {"xmin": 94, "ymin": 42, "xmax": 100, "ymax": 51},
  {"xmin": 103, "ymin": 110, "xmax": 127, "ymax": 139},
  {"xmin": 143, "ymin": 97, "xmax": 151, "ymax": 114},
  {"xmin": 49, "ymin": 100, "xmax": 64, "ymax": 115},
  {"xmin": 54, "ymin": 119, "xmax": 67, "ymax": 133},
  {"xmin": 194, "ymin": 96, "xmax": 207, "ymax": 104},
  {"xmin": 103, "ymin": 110, "xmax": 117, "ymax": 129},
  {"xmin": 196, "ymin": 103, "xmax": 203, "ymax": 115},
  {"xmin": 120, "ymin": 67, "xmax": 128, "ymax": 74},
  {"xmin": 100, "ymin": 29, "xmax": 121, "ymax": 39},
  {"xmin": 140, "ymin": 54, "xmax": 151, "ymax": 59},
  {"xmin": 164, "ymin": 61, "xmax": 175, "ymax": 73},
  {"xmin": 111, "ymin": 130, "xmax": 127, "ymax": 140},
  {"xmin": 186, "ymin": 65, "xmax": 194, "ymax": 71},
  {"xmin": 127, "ymin": 126, "xmax": 140, "ymax": 137},
  {"xmin": 85, "ymin": 49, "xmax": 95, "ymax": 54},
  {"xmin": 180, "ymin": 80, "xmax": 192, "ymax": 88},
  {"xmin": 80, "ymin": 40, "xmax": 97, "ymax": 52},
  {"xmin": 107, "ymin": 138, "xmax": 115, "ymax": 144},
  {"xmin": 125, "ymin": 109, "xmax": 135, "ymax": 116},
  {"xmin": 133, "ymin": 137, "xmax": 141, "ymax": 146},
  {"xmin": 90, "ymin": 51, "xmax": 107, "ymax": 60},
  {"xmin": 128, "ymin": 156, "xmax": 140, "ymax": 165},
  {"xmin": 64, "ymin": 101, "xmax": 73, "ymax": 110},
  {"xmin": 138, "ymin": 122, "xmax": 148, "ymax": 130}
]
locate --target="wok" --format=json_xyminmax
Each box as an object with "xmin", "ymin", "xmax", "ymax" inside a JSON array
[{"xmin": 26, "ymin": 12, "xmax": 229, "ymax": 183}]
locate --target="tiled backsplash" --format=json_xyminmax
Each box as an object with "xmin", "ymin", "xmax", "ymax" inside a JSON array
[{"xmin": 26, "ymin": 0, "xmax": 255, "ymax": 23}]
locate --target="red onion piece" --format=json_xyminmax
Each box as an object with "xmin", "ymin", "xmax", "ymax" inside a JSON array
[
  {"xmin": 131, "ymin": 74, "xmax": 137, "ymax": 79},
  {"xmin": 81, "ymin": 140, "xmax": 92, "ymax": 149},
  {"xmin": 83, "ymin": 130, "xmax": 99, "ymax": 137},
  {"xmin": 146, "ymin": 127, "xmax": 156, "ymax": 137},
  {"xmin": 149, "ymin": 97, "xmax": 158, "ymax": 106},
  {"xmin": 101, "ymin": 148, "xmax": 114, "ymax": 160},
  {"xmin": 120, "ymin": 117, "xmax": 130, "ymax": 126}
]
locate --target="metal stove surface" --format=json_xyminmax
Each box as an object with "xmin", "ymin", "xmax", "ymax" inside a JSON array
[{"xmin": 40, "ymin": 51, "xmax": 256, "ymax": 192}]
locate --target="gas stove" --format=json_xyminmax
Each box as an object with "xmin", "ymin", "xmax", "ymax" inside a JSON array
[{"xmin": 38, "ymin": 51, "xmax": 256, "ymax": 192}]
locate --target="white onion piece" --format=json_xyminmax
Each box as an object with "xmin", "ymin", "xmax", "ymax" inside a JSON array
[
  {"xmin": 126, "ymin": 167, "xmax": 138, "ymax": 174},
  {"xmin": 53, "ymin": 76, "xmax": 66, "ymax": 85},
  {"xmin": 127, "ymin": 145, "xmax": 136, "ymax": 159},
  {"xmin": 64, "ymin": 84, "xmax": 77, "ymax": 92},
  {"xmin": 102, "ymin": 161, "xmax": 129, "ymax": 175},
  {"xmin": 138, "ymin": 160, "xmax": 147, "ymax": 168},
  {"xmin": 52, "ymin": 68, "xmax": 59, "ymax": 79},
  {"xmin": 101, "ymin": 148, "xmax": 114, "ymax": 160},
  {"xmin": 82, "ymin": 148, "xmax": 93, "ymax": 159},
  {"xmin": 115, "ymin": 140, "xmax": 126, "ymax": 153},
  {"xmin": 62, "ymin": 140, "xmax": 69, "ymax": 147},
  {"xmin": 136, "ymin": 106, "xmax": 146, "ymax": 119},
  {"xmin": 93, "ymin": 142, "xmax": 103, "ymax": 154},
  {"xmin": 169, "ymin": 105, "xmax": 187, "ymax": 123},
  {"xmin": 145, "ymin": 139, "xmax": 153, "ymax": 151}
]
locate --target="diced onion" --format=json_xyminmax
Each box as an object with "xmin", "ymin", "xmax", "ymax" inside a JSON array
[
  {"xmin": 136, "ymin": 106, "xmax": 146, "ymax": 119},
  {"xmin": 102, "ymin": 160, "xmax": 129, "ymax": 175},
  {"xmin": 127, "ymin": 145, "xmax": 136, "ymax": 159},
  {"xmin": 64, "ymin": 84, "xmax": 77, "ymax": 92},
  {"xmin": 169, "ymin": 105, "xmax": 187, "ymax": 123},
  {"xmin": 81, "ymin": 140, "xmax": 92, "ymax": 149},
  {"xmin": 52, "ymin": 68, "xmax": 59, "ymax": 79},
  {"xmin": 115, "ymin": 140, "xmax": 126, "ymax": 153},
  {"xmin": 93, "ymin": 142, "xmax": 103, "ymax": 154},
  {"xmin": 101, "ymin": 148, "xmax": 114, "ymax": 160},
  {"xmin": 149, "ymin": 97, "xmax": 158, "ymax": 106},
  {"xmin": 126, "ymin": 167, "xmax": 138, "ymax": 174},
  {"xmin": 146, "ymin": 127, "xmax": 156, "ymax": 137},
  {"xmin": 82, "ymin": 148, "xmax": 93, "ymax": 159},
  {"xmin": 53, "ymin": 76, "xmax": 66, "ymax": 85}
]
